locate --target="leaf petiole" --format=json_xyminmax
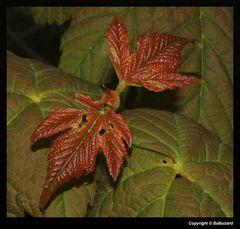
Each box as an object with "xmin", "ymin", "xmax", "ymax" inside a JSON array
[{"xmin": 115, "ymin": 80, "xmax": 127, "ymax": 96}]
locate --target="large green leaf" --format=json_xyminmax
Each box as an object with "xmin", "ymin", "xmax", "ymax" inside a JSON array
[
  {"xmin": 88, "ymin": 109, "xmax": 232, "ymax": 217},
  {"xmin": 59, "ymin": 7, "xmax": 232, "ymax": 146},
  {"xmin": 31, "ymin": 7, "xmax": 80, "ymax": 25},
  {"xmin": 7, "ymin": 51, "xmax": 101, "ymax": 217},
  {"xmin": 59, "ymin": 7, "xmax": 127, "ymax": 85},
  {"xmin": 174, "ymin": 7, "xmax": 233, "ymax": 147}
]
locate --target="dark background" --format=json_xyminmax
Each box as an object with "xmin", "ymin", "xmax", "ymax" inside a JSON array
[{"xmin": 7, "ymin": 7, "xmax": 68, "ymax": 67}]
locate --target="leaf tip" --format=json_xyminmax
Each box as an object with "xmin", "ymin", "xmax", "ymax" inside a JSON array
[
  {"xmin": 110, "ymin": 168, "xmax": 121, "ymax": 182},
  {"xmin": 112, "ymin": 15, "xmax": 123, "ymax": 24},
  {"xmin": 192, "ymin": 76, "xmax": 202, "ymax": 84},
  {"xmin": 108, "ymin": 15, "xmax": 123, "ymax": 34},
  {"xmin": 31, "ymin": 130, "xmax": 41, "ymax": 143},
  {"xmin": 31, "ymin": 133, "xmax": 36, "ymax": 143},
  {"xmin": 182, "ymin": 75, "xmax": 202, "ymax": 89},
  {"xmin": 39, "ymin": 194, "xmax": 48, "ymax": 212}
]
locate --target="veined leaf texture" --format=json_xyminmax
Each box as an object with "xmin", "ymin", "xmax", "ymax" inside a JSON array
[
  {"xmin": 31, "ymin": 91, "xmax": 132, "ymax": 209},
  {"xmin": 107, "ymin": 16, "xmax": 200, "ymax": 92},
  {"xmin": 7, "ymin": 7, "xmax": 233, "ymax": 217}
]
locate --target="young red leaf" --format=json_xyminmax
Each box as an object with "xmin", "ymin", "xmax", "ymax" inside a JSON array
[
  {"xmin": 107, "ymin": 17, "xmax": 201, "ymax": 92},
  {"xmin": 100, "ymin": 89, "xmax": 120, "ymax": 108},
  {"xmin": 107, "ymin": 16, "xmax": 130, "ymax": 80},
  {"xmin": 75, "ymin": 93, "xmax": 100, "ymax": 110},
  {"xmin": 128, "ymin": 71, "xmax": 200, "ymax": 92},
  {"xmin": 129, "ymin": 33, "xmax": 193, "ymax": 74},
  {"xmin": 100, "ymin": 110, "xmax": 132, "ymax": 180},
  {"xmin": 39, "ymin": 114, "xmax": 101, "ymax": 209},
  {"xmin": 31, "ymin": 108, "xmax": 84, "ymax": 142},
  {"xmin": 32, "ymin": 91, "xmax": 132, "ymax": 209}
]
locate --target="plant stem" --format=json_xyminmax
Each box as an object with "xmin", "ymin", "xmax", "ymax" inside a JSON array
[{"xmin": 115, "ymin": 80, "xmax": 127, "ymax": 96}]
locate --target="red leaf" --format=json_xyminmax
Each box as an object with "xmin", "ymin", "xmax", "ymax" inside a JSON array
[
  {"xmin": 75, "ymin": 93, "xmax": 100, "ymax": 110},
  {"xmin": 128, "ymin": 71, "xmax": 200, "ymax": 92},
  {"xmin": 100, "ymin": 110, "xmax": 132, "ymax": 180},
  {"xmin": 107, "ymin": 17, "xmax": 201, "ymax": 92},
  {"xmin": 40, "ymin": 114, "xmax": 101, "ymax": 209},
  {"xmin": 31, "ymin": 109, "xmax": 84, "ymax": 142},
  {"xmin": 32, "ymin": 92, "xmax": 132, "ymax": 209},
  {"xmin": 129, "ymin": 33, "xmax": 193, "ymax": 74},
  {"xmin": 107, "ymin": 16, "xmax": 130, "ymax": 80},
  {"xmin": 100, "ymin": 89, "xmax": 120, "ymax": 108}
]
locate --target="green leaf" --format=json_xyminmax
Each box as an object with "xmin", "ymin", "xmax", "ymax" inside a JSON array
[
  {"xmin": 44, "ymin": 177, "xmax": 97, "ymax": 217},
  {"xmin": 30, "ymin": 7, "xmax": 80, "ymax": 25},
  {"xmin": 175, "ymin": 7, "xmax": 233, "ymax": 147},
  {"xmin": 59, "ymin": 7, "xmax": 128, "ymax": 85},
  {"xmin": 7, "ymin": 182, "xmax": 24, "ymax": 217},
  {"xmin": 88, "ymin": 109, "xmax": 232, "ymax": 217},
  {"xmin": 7, "ymin": 51, "xmax": 101, "ymax": 217},
  {"xmin": 59, "ymin": 7, "xmax": 232, "ymax": 146}
]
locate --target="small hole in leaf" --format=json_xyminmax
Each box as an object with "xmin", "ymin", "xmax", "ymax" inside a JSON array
[
  {"xmin": 99, "ymin": 128, "xmax": 106, "ymax": 136},
  {"xmin": 162, "ymin": 160, "xmax": 167, "ymax": 164},
  {"xmin": 82, "ymin": 115, "xmax": 87, "ymax": 123},
  {"xmin": 79, "ymin": 115, "xmax": 87, "ymax": 127},
  {"xmin": 108, "ymin": 123, "xmax": 114, "ymax": 131},
  {"xmin": 175, "ymin": 174, "xmax": 182, "ymax": 179}
]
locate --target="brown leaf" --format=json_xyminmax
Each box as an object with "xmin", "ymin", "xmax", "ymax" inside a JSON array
[
  {"xmin": 31, "ymin": 109, "xmax": 84, "ymax": 142},
  {"xmin": 107, "ymin": 17, "xmax": 201, "ymax": 92},
  {"xmin": 100, "ymin": 110, "xmax": 132, "ymax": 180},
  {"xmin": 32, "ymin": 91, "xmax": 132, "ymax": 209},
  {"xmin": 107, "ymin": 16, "xmax": 130, "ymax": 80},
  {"xmin": 128, "ymin": 71, "xmax": 200, "ymax": 92}
]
